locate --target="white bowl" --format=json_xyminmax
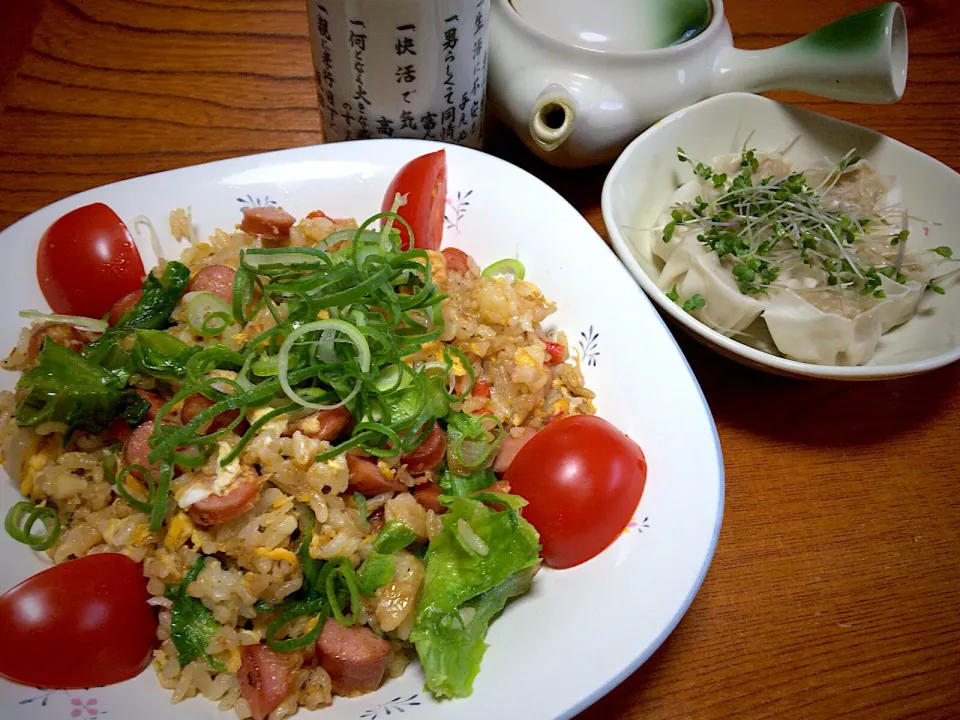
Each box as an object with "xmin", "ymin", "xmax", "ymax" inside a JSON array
[
  {"xmin": 602, "ymin": 92, "xmax": 960, "ymax": 380},
  {"xmin": 0, "ymin": 140, "xmax": 723, "ymax": 720}
]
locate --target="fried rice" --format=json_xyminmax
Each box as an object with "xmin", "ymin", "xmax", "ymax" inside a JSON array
[{"xmin": 0, "ymin": 206, "xmax": 595, "ymax": 718}]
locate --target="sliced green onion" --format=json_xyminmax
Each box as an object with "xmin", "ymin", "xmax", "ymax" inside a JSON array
[
  {"xmin": 442, "ymin": 345, "xmax": 476, "ymax": 401},
  {"xmin": 18, "ymin": 310, "xmax": 108, "ymax": 333},
  {"xmin": 185, "ymin": 292, "xmax": 233, "ymax": 337},
  {"xmin": 5, "ymin": 501, "xmax": 61, "ymax": 551},
  {"xmin": 326, "ymin": 558, "xmax": 361, "ymax": 626},
  {"xmin": 357, "ymin": 551, "xmax": 395, "ymax": 595},
  {"xmin": 373, "ymin": 519, "xmax": 417, "ymax": 554},
  {"xmin": 481, "ymin": 258, "xmax": 525, "ymax": 281},
  {"xmin": 374, "ymin": 364, "xmax": 410, "ymax": 393},
  {"xmin": 265, "ymin": 599, "xmax": 327, "ymax": 651},
  {"xmin": 113, "ymin": 465, "xmax": 155, "ymax": 513},
  {"xmin": 241, "ymin": 247, "xmax": 328, "ymax": 269},
  {"xmin": 353, "ymin": 492, "xmax": 368, "ymax": 529},
  {"xmin": 251, "ymin": 353, "xmax": 284, "ymax": 377},
  {"xmin": 149, "ymin": 460, "xmax": 173, "ymax": 531},
  {"xmin": 277, "ymin": 319, "xmax": 370, "ymax": 411}
]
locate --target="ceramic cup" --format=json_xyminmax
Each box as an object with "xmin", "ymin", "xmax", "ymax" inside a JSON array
[{"xmin": 307, "ymin": 0, "xmax": 491, "ymax": 147}]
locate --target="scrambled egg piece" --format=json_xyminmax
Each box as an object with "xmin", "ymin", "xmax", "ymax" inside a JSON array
[
  {"xmin": 513, "ymin": 347, "xmax": 540, "ymax": 369},
  {"xmin": 317, "ymin": 309, "xmax": 331, "ymax": 320},
  {"xmin": 21, "ymin": 449, "xmax": 50, "ymax": 497},
  {"xmin": 550, "ymin": 398, "xmax": 571, "ymax": 415},
  {"xmin": 377, "ymin": 460, "xmax": 396, "ymax": 480},
  {"xmin": 104, "ymin": 519, "xmax": 151, "ymax": 548},
  {"xmin": 177, "ymin": 442, "xmax": 243, "ymax": 509},
  {"xmin": 255, "ymin": 547, "xmax": 299, "ymax": 566},
  {"xmin": 246, "ymin": 407, "xmax": 288, "ymax": 435},
  {"xmin": 164, "ymin": 512, "xmax": 195, "ymax": 550},
  {"xmin": 449, "ymin": 353, "xmax": 467, "ymax": 377}
]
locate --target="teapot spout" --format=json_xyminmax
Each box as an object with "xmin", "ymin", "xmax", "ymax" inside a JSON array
[
  {"xmin": 712, "ymin": 2, "xmax": 907, "ymax": 103},
  {"xmin": 529, "ymin": 85, "xmax": 578, "ymax": 152}
]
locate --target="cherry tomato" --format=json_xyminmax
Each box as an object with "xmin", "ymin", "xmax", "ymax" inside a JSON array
[
  {"xmin": 108, "ymin": 289, "xmax": 142, "ymax": 326},
  {"xmin": 381, "ymin": 149, "xmax": 446, "ymax": 250},
  {"xmin": 0, "ymin": 553, "xmax": 156, "ymax": 688},
  {"xmin": 37, "ymin": 203, "xmax": 145, "ymax": 319},
  {"xmin": 504, "ymin": 416, "xmax": 647, "ymax": 569}
]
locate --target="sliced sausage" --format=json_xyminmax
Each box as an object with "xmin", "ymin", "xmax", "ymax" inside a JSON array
[
  {"xmin": 186, "ymin": 265, "xmax": 236, "ymax": 305},
  {"xmin": 288, "ymin": 406, "xmax": 351, "ymax": 442},
  {"xmin": 441, "ymin": 247, "xmax": 471, "ymax": 274},
  {"xmin": 400, "ymin": 422, "xmax": 446, "ymax": 474},
  {"xmin": 123, "ymin": 422, "xmax": 163, "ymax": 477},
  {"xmin": 346, "ymin": 455, "xmax": 405, "ymax": 496},
  {"xmin": 316, "ymin": 619, "xmax": 390, "ymax": 696},
  {"xmin": 26, "ymin": 323, "xmax": 87, "ymax": 363},
  {"xmin": 134, "ymin": 390, "xmax": 167, "ymax": 421},
  {"xmin": 413, "ymin": 482, "xmax": 446, "ymax": 515},
  {"xmin": 238, "ymin": 644, "xmax": 302, "ymax": 720},
  {"xmin": 108, "ymin": 290, "xmax": 142, "ymax": 327},
  {"xmin": 100, "ymin": 417, "xmax": 132, "ymax": 444},
  {"xmin": 180, "ymin": 393, "xmax": 242, "ymax": 434},
  {"xmin": 187, "ymin": 470, "xmax": 262, "ymax": 527},
  {"xmin": 241, "ymin": 206, "xmax": 296, "ymax": 248},
  {"xmin": 493, "ymin": 428, "xmax": 538, "ymax": 474}
]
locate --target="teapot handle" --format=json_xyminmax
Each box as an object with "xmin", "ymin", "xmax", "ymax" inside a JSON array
[{"xmin": 712, "ymin": 2, "xmax": 907, "ymax": 103}]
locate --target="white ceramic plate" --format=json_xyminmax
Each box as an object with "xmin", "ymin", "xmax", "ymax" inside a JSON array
[
  {"xmin": 603, "ymin": 92, "xmax": 960, "ymax": 380},
  {"xmin": 0, "ymin": 140, "xmax": 723, "ymax": 720}
]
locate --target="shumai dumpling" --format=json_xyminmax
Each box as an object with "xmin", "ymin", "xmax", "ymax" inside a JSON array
[{"xmin": 762, "ymin": 275, "xmax": 925, "ymax": 365}]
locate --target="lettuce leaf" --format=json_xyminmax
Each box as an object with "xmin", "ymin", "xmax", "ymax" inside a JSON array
[
  {"xmin": 132, "ymin": 329, "xmax": 198, "ymax": 380},
  {"xmin": 84, "ymin": 261, "xmax": 190, "ymax": 378},
  {"xmin": 411, "ymin": 495, "xmax": 540, "ymax": 698},
  {"xmin": 15, "ymin": 341, "xmax": 126, "ymax": 434},
  {"xmin": 437, "ymin": 466, "xmax": 496, "ymax": 497}
]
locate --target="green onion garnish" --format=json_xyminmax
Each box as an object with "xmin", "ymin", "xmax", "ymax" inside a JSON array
[
  {"xmin": 5, "ymin": 501, "xmax": 61, "ymax": 551},
  {"xmin": 481, "ymin": 258, "xmax": 525, "ymax": 281}
]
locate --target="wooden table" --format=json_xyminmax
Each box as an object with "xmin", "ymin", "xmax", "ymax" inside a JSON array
[{"xmin": 1, "ymin": 1, "xmax": 958, "ymax": 718}]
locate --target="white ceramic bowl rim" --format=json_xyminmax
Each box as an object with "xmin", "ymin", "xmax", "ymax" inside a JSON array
[{"xmin": 602, "ymin": 92, "xmax": 960, "ymax": 380}]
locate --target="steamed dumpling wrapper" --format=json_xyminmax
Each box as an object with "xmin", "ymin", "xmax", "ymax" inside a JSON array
[
  {"xmin": 652, "ymin": 148, "xmax": 945, "ymax": 366},
  {"xmin": 657, "ymin": 232, "xmax": 764, "ymax": 333},
  {"xmin": 651, "ymin": 179, "xmax": 702, "ymax": 266},
  {"xmin": 763, "ymin": 275, "xmax": 925, "ymax": 365}
]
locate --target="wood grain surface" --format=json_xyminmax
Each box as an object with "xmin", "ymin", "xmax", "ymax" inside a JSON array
[{"xmin": 1, "ymin": 1, "xmax": 959, "ymax": 718}]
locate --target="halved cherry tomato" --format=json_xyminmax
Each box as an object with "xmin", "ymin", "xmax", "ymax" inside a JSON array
[
  {"xmin": 504, "ymin": 416, "xmax": 647, "ymax": 569},
  {"xmin": 381, "ymin": 149, "xmax": 446, "ymax": 250},
  {"xmin": 0, "ymin": 553, "xmax": 156, "ymax": 688},
  {"xmin": 108, "ymin": 289, "xmax": 142, "ymax": 326},
  {"xmin": 37, "ymin": 203, "xmax": 145, "ymax": 319}
]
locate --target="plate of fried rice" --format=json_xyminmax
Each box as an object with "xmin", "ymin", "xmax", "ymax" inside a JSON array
[{"xmin": 0, "ymin": 140, "xmax": 723, "ymax": 720}]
